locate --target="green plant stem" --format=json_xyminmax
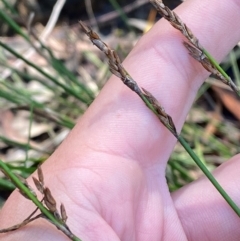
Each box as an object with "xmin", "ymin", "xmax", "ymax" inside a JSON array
[
  {"xmin": 5, "ymin": 66, "xmax": 59, "ymax": 92},
  {"xmin": 0, "ymin": 160, "xmax": 82, "ymax": 241},
  {"xmin": 108, "ymin": 0, "xmax": 131, "ymax": 30},
  {"xmin": 229, "ymin": 51, "xmax": 240, "ymax": 87},
  {"xmin": 139, "ymin": 88, "xmax": 240, "ymax": 216},
  {"xmin": 0, "ymin": 177, "xmax": 15, "ymax": 190},
  {"xmin": 203, "ymin": 49, "xmax": 240, "ymax": 96},
  {"xmin": 1, "ymin": 0, "xmax": 18, "ymax": 14},
  {"xmin": 0, "ymin": 135, "xmax": 49, "ymax": 154},
  {"xmin": 169, "ymin": 160, "xmax": 194, "ymax": 182},
  {"xmin": 203, "ymin": 49, "xmax": 229, "ymax": 80},
  {"xmin": 0, "ymin": 9, "xmax": 94, "ymax": 102},
  {"xmin": 41, "ymin": 45, "xmax": 95, "ymax": 101},
  {"xmin": 80, "ymin": 19, "xmax": 240, "ymax": 217},
  {"xmin": 0, "ymin": 9, "xmax": 29, "ymax": 41},
  {"xmin": 0, "ymin": 41, "xmax": 88, "ymax": 104},
  {"xmin": 178, "ymin": 135, "xmax": 240, "ymax": 216},
  {"xmin": 25, "ymin": 104, "xmax": 34, "ymax": 167}
]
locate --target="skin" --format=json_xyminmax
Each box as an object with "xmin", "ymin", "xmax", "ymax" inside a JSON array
[{"xmin": 1, "ymin": 0, "xmax": 240, "ymax": 240}]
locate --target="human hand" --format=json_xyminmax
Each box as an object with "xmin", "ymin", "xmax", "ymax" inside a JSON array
[{"xmin": 1, "ymin": 0, "xmax": 240, "ymax": 240}]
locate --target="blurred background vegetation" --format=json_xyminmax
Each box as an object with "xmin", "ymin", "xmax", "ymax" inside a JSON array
[{"xmin": 0, "ymin": 0, "xmax": 239, "ymax": 207}]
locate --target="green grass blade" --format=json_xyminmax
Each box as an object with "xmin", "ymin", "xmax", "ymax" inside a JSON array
[
  {"xmin": 0, "ymin": 135, "xmax": 50, "ymax": 154},
  {"xmin": 0, "ymin": 9, "xmax": 29, "ymax": 41},
  {"xmin": 229, "ymin": 50, "xmax": 240, "ymax": 86},
  {"xmin": 0, "ymin": 41, "xmax": 88, "ymax": 103}
]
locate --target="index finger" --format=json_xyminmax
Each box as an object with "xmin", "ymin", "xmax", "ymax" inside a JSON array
[{"xmin": 69, "ymin": 0, "xmax": 240, "ymax": 167}]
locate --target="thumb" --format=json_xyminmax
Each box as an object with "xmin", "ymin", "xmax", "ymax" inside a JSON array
[{"xmin": 172, "ymin": 154, "xmax": 240, "ymax": 241}]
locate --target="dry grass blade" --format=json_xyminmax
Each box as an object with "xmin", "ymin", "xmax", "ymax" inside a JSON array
[{"xmin": 149, "ymin": 0, "xmax": 240, "ymax": 95}]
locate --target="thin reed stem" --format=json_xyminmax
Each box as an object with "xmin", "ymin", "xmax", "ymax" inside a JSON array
[
  {"xmin": 79, "ymin": 21, "xmax": 240, "ymax": 217},
  {"xmin": 0, "ymin": 9, "xmax": 30, "ymax": 41},
  {"xmin": 0, "ymin": 41, "xmax": 87, "ymax": 103},
  {"xmin": 178, "ymin": 135, "xmax": 240, "ymax": 216}
]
